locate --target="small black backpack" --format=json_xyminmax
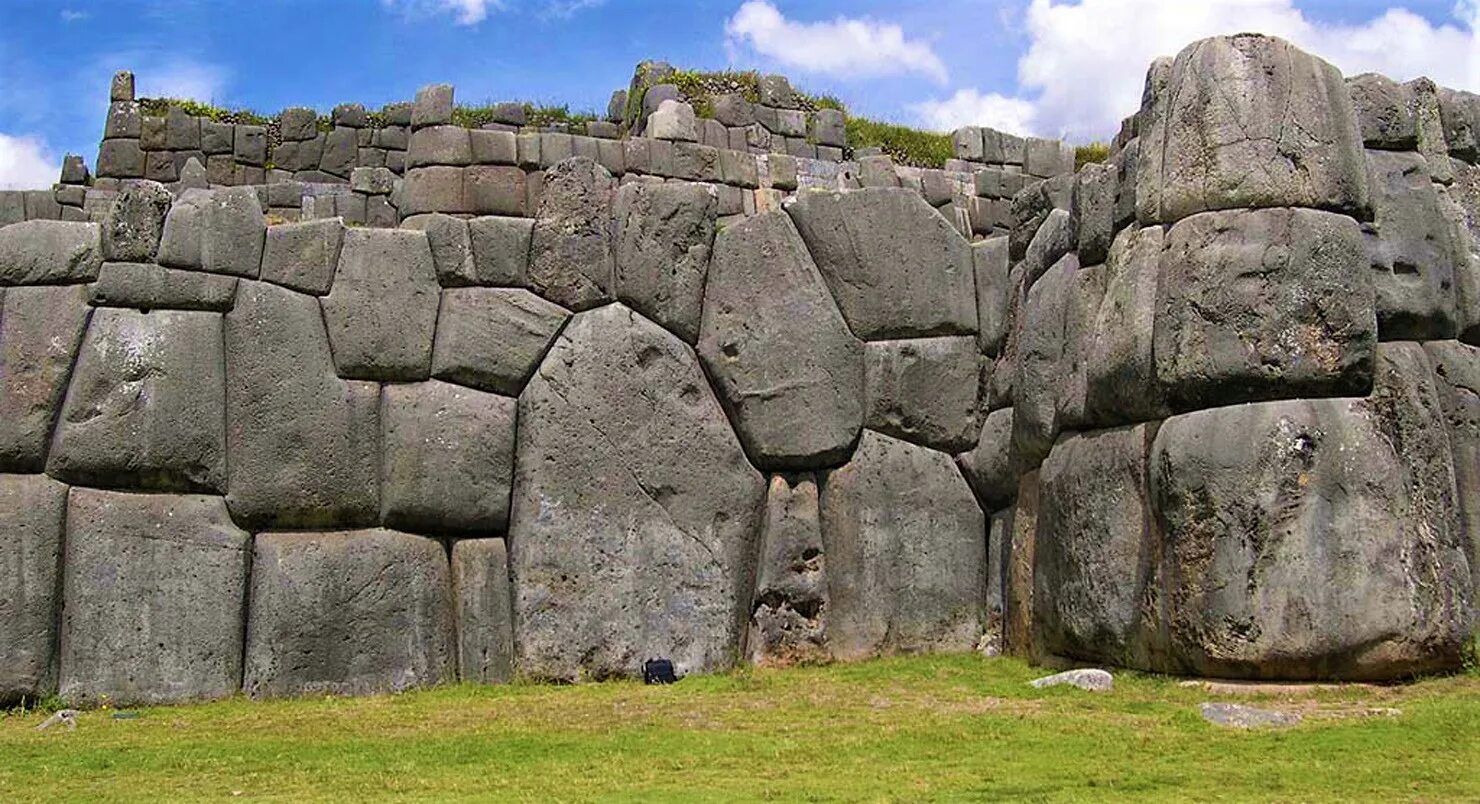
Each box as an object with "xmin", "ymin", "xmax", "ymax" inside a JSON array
[{"xmin": 643, "ymin": 658, "xmax": 679, "ymax": 685}]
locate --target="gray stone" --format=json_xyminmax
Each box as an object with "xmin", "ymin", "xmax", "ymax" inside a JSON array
[
  {"xmin": 400, "ymin": 166, "xmax": 467, "ymax": 215},
  {"xmin": 401, "ymin": 214, "xmax": 475, "ymax": 287},
  {"xmin": 464, "ymin": 165, "xmax": 528, "ymax": 216},
  {"xmin": 953, "ymin": 127, "xmax": 985, "ymax": 161},
  {"xmin": 956, "ymin": 407, "xmax": 1019, "ymax": 511},
  {"xmin": 720, "ymin": 149, "xmax": 759, "ymax": 188},
  {"xmin": 1347, "ymin": 73, "xmax": 1418, "ymax": 150},
  {"xmin": 0, "ymin": 220, "xmax": 101, "ymax": 284},
  {"xmin": 1005, "ymin": 471, "xmax": 1040, "ymax": 656},
  {"xmin": 468, "ymin": 215, "xmax": 534, "ymax": 286},
  {"xmin": 1424, "ymin": 340, "xmax": 1480, "ymax": 622},
  {"xmin": 319, "ymin": 126, "xmax": 358, "ymax": 177},
  {"xmin": 350, "ymin": 166, "xmax": 396, "ymax": 195},
  {"xmin": 1073, "ymin": 162, "xmax": 1116, "ymax": 266},
  {"xmin": 1137, "ymin": 34, "xmax": 1369, "ymax": 224},
  {"xmin": 101, "ymin": 180, "xmax": 170, "ymax": 263},
  {"xmin": 713, "ymin": 94, "xmax": 755, "ymax": 127},
  {"xmin": 672, "ymin": 142, "xmax": 720, "ymax": 182},
  {"xmin": 47, "ymin": 308, "xmax": 225, "ymax": 492},
  {"xmin": 864, "ymin": 337, "xmax": 984, "ymax": 454},
  {"xmin": 1151, "ymin": 344, "xmax": 1472, "ymax": 679},
  {"xmin": 1364, "ymin": 150, "xmax": 1459, "ymax": 339},
  {"xmin": 322, "ymin": 228, "xmax": 439, "ymax": 380},
  {"xmin": 58, "ymin": 489, "xmax": 249, "ymax": 705},
  {"xmin": 234, "ymin": 125, "xmax": 267, "ymax": 167},
  {"xmin": 1156, "ymin": 208, "xmax": 1375, "ymax": 413},
  {"xmin": 766, "ymin": 152, "xmax": 797, "ymax": 191},
  {"xmin": 1440, "ymin": 88, "xmax": 1480, "ymax": 161},
  {"xmin": 244, "ymin": 530, "xmax": 455, "ymax": 698},
  {"xmin": 987, "ymin": 130, "xmax": 1027, "ymax": 165},
  {"xmin": 0, "ymin": 285, "xmax": 91, "ymax": 472},
  {"xmin": 332, "ymin": 103, "xmax": 368, "ymax": 128},
  {"xmin": 60, "ymin": 154, "xmax": 89, "ymax": 185},
  {"xmin": 1011, "ymin": 255, "xmax": 1075, "ymax": 469},
  {"xmin": 188, "ymin": 187, "xmax": 267, "ymax": 278},
  {"xmin": 103, "ymin": 101, "xmax": 140, "ymax": 140},
  {"xmin": 746, "ymin": 475, "xmax": 828, "ymax": 666},
  {"xmin": 1028, "ymin": 668, "xmax": 1114, "ymax": 692},
  {"xmin": 432, "ymin": 287, "xmax": 568, "ymax": 396},
  {"xmin": 145, "ymin": 151, "xmax": 180, "ymax": 183},
  {"xmin": 452, "ymin": 538, "xmax": 515, "ymax": 684},
  {"xmin": 1024, "ymin": 137, "xmax": 1071, "ymax": 178},
  {"xmin": 1020, "ymin": 207, "xmax": 1076, "ymax": 288},
  {"xmin": 278, "ymin": 107, "xmax": 318, "ymax": 141},
  {"xmin": 788, "ymin": 187, "xmax": 976, "ymax": 339},
  {"xmin": 381, "ymin": 380, "xmax": 516, "ymax": 534},
  {"xmin": 1085, "ymin": 225, "xmax": 1168, "ymax": 425},
  {"xmin": 698, "ymin": 211, "xmax": 864, "ymax": 469},
  {"xmin": 224, "ymin": 281, "xmax": 380, "ymax": 529},
  {"xmin": 408, "ymin": 125, "xmax": 473, "ymax": 168},
  {"xmin": 163, "ymin": 107, "xmax": 200, "ymax": 151},
  {"xmin": 97, "ymin": 139, "xmax": 144, "ymax": 179},
  {"xmin": 1009, "ymin": 175, "xmax": 1072, "ymax": 262},
  {"xmin": 1056, "ymin": 265, "xmax": 1108, "ymax": 431},
  {"xmin": 973, "ymin": 238, "xmax": 1011, "ymax": 356},
  {"xmin": 1200, "ymin": 702, "xmax": 1301, "ymax": 728},
  {"xmin": 0, "ymin": 474, "xmax": 67, "ymax": 706},
  {"xmin": 820, "ymin": 429, "xmax": 986, "ymax": 659},
  {"xmin": 89, "ymin": 261, "xmax": 238, "ymax": 312},
  {"xmin": 612, "ymin": 181, "xmax": 716, "ymax": 343},
  {"xmin": 510, "ymin": 304, "xmax": 766, "ymax": 681},
  {"xmin": 527, "ymin": 157, "xmax": 614, "ymax": 311},
  {"xmin": 260, "ymin": 217, "xmax": 345, "ymax": 296},
  {"xmin": 648, "ymin": 99, "xmax": 698, "ymax": 142},
  {"xmin": 470, "ymin": 129, "xmax": 517, "ymax": 165},
  {"xmin": 110, "ymin": 71, "xmax": 134, "ymax": 102}
]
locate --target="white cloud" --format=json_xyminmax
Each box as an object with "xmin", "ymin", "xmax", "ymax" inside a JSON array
[
  {"xmin": 60, "ymin": 9, "xmax": 89, "ymax": 22},
  {"xmin": 383, "ymin": 0, "xmax": 504, "ymax": 25},
  {"xmin": 541, "ymin": 0, "xmax": 603, "ymax": 19},
  {"xmin": 137, "ymin": 59, "xmax": 228, "ymax": 103},
  {"xmin": 0, "ymin": 133, "xmax": 59, "ymax": 190},
  {"xmin": 912, "ymin": 89, "xmax": 1037, "ymax": 136},
  {"xmin": 918, "ymin": 0, "xmax": 1479, "ymax": 143},
  {"xmin": 725, "ymin": 0, "xmax": 949, "ymax": 83}
]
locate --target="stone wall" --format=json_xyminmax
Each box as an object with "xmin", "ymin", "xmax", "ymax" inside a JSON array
[{"xmin": 2, "ymin": 34, "xmax": 1479, "ymax": 707}]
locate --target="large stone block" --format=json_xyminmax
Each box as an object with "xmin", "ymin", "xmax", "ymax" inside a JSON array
[
  {"xmin": 244, "ymin": 530, "xmax": 455, "ymax": 698},
  {"xmin": 100, "ymin": 180, "xmax": 170, "ymax": 263},
  {"xmin": 225, "ymin": 281, "xmax": 380, "ymax": 529},
  {"xmin": 1347, "ymin": 73, "xmax": 1418, "ymax": 150},
  {"xmin": 451, "ymin": 538, "xmax": 515, "ymax": 684},
  {"xmin": 956, "ymin": 406, "xmax": 1019, "ymax": 512},
  {"xmin": 468, "ymin": 215, "xmax": 534, "ymax": 287},
  {"xmin": 322, "ymin": 228, "xmax": 440, "ymax": 380},
  {"xmin": 0, "ymin": 220, "xmax": 101, "ymax": 285},
  {"xmin": 863, "ymin": 336, "xmax": 984, "ymax": 454},
  {"xmin": 787, "ymin": 187, "xmax": 977, "ymax": 339},
  {"xmin": 1085, "ymin": 225, "xmax": 1168, "ymax": 425},
  {"xmin": 1150, "ymin": 344, "xmax": 1472, "ymax": 679},
  {"xmin": 431, "ymin": 287, "xmax": 568, "ymax": 396},
  {"xmin": 0, "ymin": 285, "xmax": 91, "ymax": 472},
  {"xmin": 697, "ymin": 211, "xmax": 864, "ymax": 470},
  {"xmin": 973, "ymin": 237, "xmax": 1010, "ymax": 356},
  {"xmin": 48, "ymin": 309, "xmax": 225, "ymax": 492},
  {"xmin": 1005, "ymin": 471, "xmax": 1039, "ymax": 657},
  {"xmin": 528, "ymin": 157, "xmax": 614, "ymax": 310},
  {"xmin": 89, "ymin": 261, "xmax": 237, "ymax": 312},
  {"xmin": 612, "ymin": 181, "xmax": 716, "ymax": 343},
  {"xmin": 259, "ymin": 217, "xmax": 345, "ymax": 296},
  {"xmin": 1011, "ymin": 255, "xmax": 1075, "ymax": 469},
  {"xmin": 1364, "ymin": 150, "xmax": 1459, "ymax": 340},
  {"xmin": 1137, "ymin": 34, "xmax": 1369, "ymax": 224},
  {"xmin": 400, "ymin": 166, "xmax": 469, "ymax": 216},
  {"xmin": 1155, "ymin": 208, "xmax": 1375, "ymax": 413},
  {"xmin": 1425, "ymin": 340, "xmax": 1480, "ymax": 619},
  {"xmin": 59, "ymin": 489, "xmax": 249, "ymax": 705},
  {"xmin": 158, "ymin": 188, "xmax": 266, "ymax": 278},
  {"xmin": 0, "ymin": 474, "xmax": 67, "ymax": 706},
  {"xmin": 510, "ymin": 304, "xmax": 766, "ymax": 681},
  {"xmin": 408, "ymin": 125, "xmax": 473, "ymax": 168},
  {"xmin": 819, "ymin": 430, "xmax": 985, "ymax": 659},
  {"xmin": 1440, "ymin": 88, "xmax": 1480, "ymax": 161},
  {"xmin": 381, "ymin": 380, "xmax": 516, "ymax": 534},
  {"xmin": 402, "ymin": 214, "xmax": 474, "ymax": 287},
  {"xmin": 747, "ymin": 474, "xmax": 828, "ymax": 666}
]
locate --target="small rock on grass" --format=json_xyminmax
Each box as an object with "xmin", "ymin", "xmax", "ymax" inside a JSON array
[
  {"xmin": 1200, "ymin": 702, "xmax": 1302, "ymax": 729},
  {"xmin": 1028, "ymin": 668, "xmax": 1113, "ymax": 692}
]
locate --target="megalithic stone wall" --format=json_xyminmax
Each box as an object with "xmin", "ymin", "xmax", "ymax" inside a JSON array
[{"xmin": 1, "ymin": 33, "xmax": 1479, "ymax": 707}]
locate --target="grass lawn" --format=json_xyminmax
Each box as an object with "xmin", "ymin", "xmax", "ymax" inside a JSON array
[{"xmin": 1, "ymin": 654, "xmax": 1476, "ymax": 802}]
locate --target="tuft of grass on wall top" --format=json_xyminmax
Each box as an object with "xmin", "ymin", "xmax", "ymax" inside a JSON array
[
  {"xmin": 845, "ymin": 117, "xmax": 953, "ymax": 169},
  {"xmin": 1075, "ymin": 142, "xmax": 1111, "ymax": 170},
  {"xmin": 138, "ymin": 98, "xmax": 271, "ymax": 126}
]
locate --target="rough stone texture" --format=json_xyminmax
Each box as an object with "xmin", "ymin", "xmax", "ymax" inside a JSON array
[
  {"xmin": 1005, "ymin": 471, "xmax": 1040, "ymax": 658},
  {"xmin": 202, "ymin": 187, "xmax": 267, "ymax": 278},
  {"xmin": 1020, "ymin": 208, "xmax": 1076, "ymax": 287},
  {"xmin": 1137, "ymin": 34, "xmax": 1369, "ymax": 224},
  {"xmin": 1035, "ymin": 424, "xmax": 1160, "ymax": 668},
  {"xmin": 322, "ymin": 228, "xmax": 439, "ymax": 380},
  {"xmin": 819, "ymin": 430, "xmax": 985, "ymax": 660},
  {"xmin": 0, "ymin": 285, "xmax": 92, "ymax": 472},
  {"xmin": 408, "ymin": 125, "xmax": 472, "ymax": 168},
  {"xmin": 225, "ymin": 281, "xmax": 380, "ymax": 529},
  {"xmin": 468, "ymin": 215, "xmax": 535, "ymax": 287},
  {"xmin": 101, "ymin": 181, "xmax": 170, "ymax": 262},
  {"xmin": 1074, "ymin": 162, "xmax": 1116, "ymax": 266},
  {"xmin": 1364, "ymin": 150, "xmax": 1459, "ymax": 340},
  {"xmin": 412, "ymin": 84, "xmax": 455, "ymax": 129},
  {"xmin": 612, "ymin": 181, "xmax": 716, "ymax": 343},
  {"xmin": 0, "ymin": 474, "xmax": 67, "ymax": 706},
  {"xmin": 432, "ymin": 287, "xmax": 569, "ymax": 396},
  {"xmin": 244, "ymin": 530, "xmax": 455, "ymax": 698},
  {"xmin": 1011, "ymin": 255, "xmax": 1075, "ymax": 470},
  {"xmin": 863, "ymin": 336, "xmax": 984, "ymax": 454},
  {"xmin": 260, "ymin": 217, "xmax": 344, "ymax": 296},
  {"xmin": 747, "ymin": 475, "xmax": 828, "ymax": 666},
  {"xmin": 1440, "ymin": 88, "xmax": 1480, "ymax": 162},
  {"xmin": 90, "ymin": 261, "xmax": 236, "ymax": 312},
  {"xmin": 0, "ymin": 220, "xmax": 101, "ymax": 285},
  {"xmin": 787, "ymin": 187, "xmax": 977, "ymax": 339},
  {"xmin": 956, "ymin": 407, "xmax": 1019, "ymax": 512},
  {"xmin": 402, "ymin": 214, "xmax": 475, "ymax": 287},
  {"xmin": 1347, "ymin": 73, "xmax": 1418, "ymax": 150},
  {"xmin": 527, "ymin": 157, "xmax": 614, "ymax": 311},
  {"xmin": 452, "ymin": 538, "xmax": 515, "ymax": 684},
  {"xmin": 510, "ymin": 304, "xmax": 766, "ymax": 681},
  {"xmin": 1028, "ymin": 668, "xmax": 1114, "ymax": 692},
  {"xmin": 381, "ymin": 380, "xmax": 516, "ymax": 534},
  {"xmin": 48, "ymin": 309, "xmax": 225, "ymax": 493},
  {"xmin": 156, "ymin": 190, "xmax": 208, "ymax": 269},
  {"xmin": 1424, "ymin": 340, "xmax": 1480, "ymax": 620},
  {"xmin": 647, "ymin": 99, "xmax": 698, "ymax": 142},
  {"xmin": 1155, "ymin": 208, "xmax": 1375, "ymax": 413},
  {"xmin": 697, "ymin": 211, "xmax": 864, "ymax": 470},
  {"xmin": 1151, "ymin": 344, "xmax": 1472, "ymax": 680},
  {"xmin": 1085, "ymin": 225, "xmax": 1168, "ymax": 425},
  {"xmin": 1009, "ymin": 175, "xmax": 1073, "ymax": 262},
  {"xmin": 1056, "ymin": 265, "xmax": 1108, "ymax": 431},
  {"xmin": 973, "ymin": 237, "xmax": 1010, "ymax": 356},
  {"xmin": 58, "ymin": 489, "xmax": 249, "ymax": 705},
  {"xmin": 1200, "ymin": 702, "xmax": 1301, "ymax": 728}
]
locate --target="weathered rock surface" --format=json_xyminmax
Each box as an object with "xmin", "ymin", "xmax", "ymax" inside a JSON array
[
  {"xmin": 747, "ymin": 474, "xmax": 828, "ymax": 666},
  {"xmin": 863, "ymin": 336, "xmax": 984, "ymax": 454},
  {"xmin": 89, "ymin": 261, "xmax": 238, "ymax": 311},
  {"xmin": 1005, "ymin": 471, "xmax": 1040, "ymax": 657},
  {"xmin": 1424, "ymin": 340, "xmax": 1480, "ymax": 617},
  {"xmin": 0, "ymin": 285, "xmax": 92, "ymax": 472},
  {"xmin": 1011, "ymin": 254, "xmax": 1075, "ymax": 469},
  {"xmin": 322, "ymin": 228, "xmax": 439, "ymax": 380},
  {"xmin": 527, "ymin": 157, "xmax": 614, "ymax": 311},
  {"xmin": 243, "ymin": 530, "xmax": 455, "ymax": 698},
  {"xmin": 0, "ymin": 220, "xmax": 101, "ymax": 285},
  {"xmin": 100, "ymin": 180, "xmax": 170, "ymax": 262},
  {"xmin": 259, "ymin": 217, "xmax": 344, "ymax": 296},
  {"xmin": 1028, "ymin": 668, "xmax": 1114, "ymax": 692},
  {"xmin": 452, "ymin": 538, "xmax": 515, "ymax": 684},
  {"xmin": 956, "ymin": 407, "xmax": 1019, "ymax": 512},
  {"xmin": 698, "ymin": 211, "xmax": 864, "ymax": 469},
  {"xmin": 0, "ymin": 474, "xmax": 67, "ymax": 706},
  {"xmin": 1347, "ymin": 73, "xmax": 1418, "ymax": 150},
  {"xmin": 225, "ymin": 281, "xmax": 380, "ymax": 529},
  {"xmin": 1363, "ymin": 150, "xmax": 1459, "ymax": 340},
  {"xmin": 612, "ymin": 181, "xmax": 716, "ymax": 343},
  {"xmin": 1155, "ymin": 208, "xmax": 1375, "ymax": 412},
  {"xmin": 510, "ymin": 304, "xmax": 765, "ymax": 681},
  {"xmin": 157, "ymin": 188, "xmax": 266, "ymax": 278},
  {"xmin": 59, "ymin": 489, "xmax": 249, "ymax": 705},
  {"xmin": 1086, "ymin": 225, "xmax": 1167, "ymax": 425},
  {"xmin": 431, "ymin": 287, "xmax": 569, "ymax": 396},
  {"xmin": 819, "ymin": 430, "xmax": 985, "ymax": 659},
  {"xmin": 787, "ymin": 187, "xmax": 976, "ymax": 339},
  {"xmin": 468, "ymin": 215, "xmax": 534, "ymax": 287},
  {"xmin": 1137, "ymin": 34, "xmax": 1369, "ymax": 224},
  {"xmin": 381, "ymin": 380, "xmax": 516, "ymax": 534},
  {"xmin": 973, "ymin": 237, "xmax": 1010, "ymax": 356},
  {"xmin": 1200, "ymin": 702, "xmax": 1301, "ymax": 729},
  {"xmin": 48, "ymin": 309, "xmax": 226, "ymax": 492}
]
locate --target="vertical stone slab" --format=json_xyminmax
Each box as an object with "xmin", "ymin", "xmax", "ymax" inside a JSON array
[
  {"xmin": 527, "ymin": 157, "xmax": 615, "ymax": 311},
  {"xmin": 973, "ymin": 237, "xmax": 1010, "ymax": 356},
  {"xmin": 1425, "ymin": 340, "xmax": 1480, "ymax": 616},
  {"xmin": 0, "ymin": 285, "xmax": 92, "ymax": 472},
  {"xmin": 1086, "ymin": 225, "xmax": 1168, "ymax": 426},
  {"xmin": 1004, "ymin": 470, "xmax": 1039, "ymax": 658},
  {"xmin": 747, "ymin": 474, "xmax": 828, "ymax": 666},
  {"xmin": 0, "ymin": 474, "xmax": 67, "ymax": 705},
  {"xmin": 452, "ymin": 538, "xmax": 515, "ymax": 684},
  {"xmin": 1011, "ymin": 254, "xmax": 1075, "ymax": 469},
  {"xmin": 819, "ymin": 430, "xmax": 985, "ymax": 660},
  {"xmin": 1363, "ymin": 150, "xmax": 1460, "ymax": 340},
  {"xmin": 59, "ymin": 489, "xmax": 249, "ymax": 705},
  {"xmin": 612, "ymin": 181, "xmax": 717, "ymax": 343},
  {"xmin": 321, "ymin": 228, "xmax": 440, "ymax": 380}
]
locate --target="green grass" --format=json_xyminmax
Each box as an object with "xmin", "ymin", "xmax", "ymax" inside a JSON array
[
  {"xmin": 1075, "ymin": 141, "xmax": 1112, "ymax": 170},
  {"xmin": 2, "ymin": 654, "xmax": 1475, "ymax": 802},
  {"xmin": 846, "ymin": 116, "xmax": 955, "ymax": 168},
  {"xmin": 137, "ymin": 98, "xmax": 271, "ymax": 126}
]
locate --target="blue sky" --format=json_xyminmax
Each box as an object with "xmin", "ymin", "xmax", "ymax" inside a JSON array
[{"xmin": 1, "ymin": 0, "xmax": 1476, "ymax": 187}]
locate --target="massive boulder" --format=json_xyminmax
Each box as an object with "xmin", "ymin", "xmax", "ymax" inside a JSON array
[
  {"xmin": 259, "ymin": 217, "xmax": 345, "ymax": 296},
  {"xmin": 1425, "ymin": 340, "xmax": 1480, "ymax": 616},
  {"xmin": 100, "ymin": 180, "xmax": 171, "ymax": 262},
  {"xmin": 1085, "ymin": 225, "xmax": 1168, "ymax": 425},
  {"xmin": 89, "ymin": 262, "xmax": 238, "ymax": 312},
  {"xmin": 0, "ymin": 285, "xmax": 92, "ymax": 472},
  {"xmin": 59, "ymin": 489, "xmax": 250, "ymax": 705},
  {"xmin": 0, "ymin": 220, "xmax": 102, "ymax": 284},
  {"xmin": 1011, "ymin": 255, "xmax": 1075, "ymax": 469},
  {"xmin": 863, "ymin": 336, "xmax": 985, "ymax": 454},
  {"xmin": 787, "ymin": 187, "xmax": 976, "ymax": 339},
  {"xmin": 527, "ymin": 157, "xmax": 615, "ymax": 311},
  {"xmin": 612, "ymin": 181, "xmax": 717, "ymax": 343},
  {"xmin": 697, "ymin": 211, "xmax": 864, "ymax": 469},
  {"xmin": 0, "ymin": 473, "xmax": 67, "ymax": 705},
  {"xmin": 819, "ymin": 430, "xmax": 985, "ymax": 659},
  {"xmin": 1363, "ymin": 150, "xmax": 1459, "ymax": 340},
  {"xmin": 956, "ymin": 407, "xmax": 1020, "ymax": 512},
  {"xmin": 1137, "ymin": 34, "xmax": 1369, "ymax": 224},
  {"xmin": 321, "ymin": 228, "xmax": 440, "ymax": 380},
  {"xmin": 1347, "ymin": 73, "xmax": 1418, "ymax": 151},
  {"xmin": 243, "ymin": 529, "xmax": 456, "ymax": 698},
  {"xmin": 510, "ymin": 304, "xmax": 766, "ymax": 681},
  {"xmin": 451, "ymin": 538, "xmax": 515, "ymax": 684},
  {"xmin": 431, "ymin": 287, "xmax": 569, "ymax": 396},
  {"xmin": 1150, "ymin": 344, "xmax": 1472, "ymax": 679},
  {"xmin": 747, "ymin": 474, "xmax": 829, "ymax": 666}
]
